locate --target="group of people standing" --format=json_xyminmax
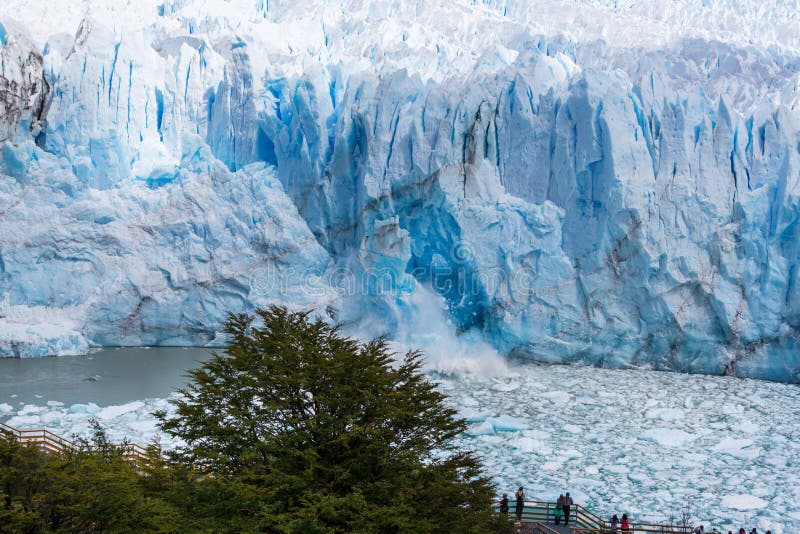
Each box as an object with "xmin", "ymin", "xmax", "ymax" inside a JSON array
[
  {"xmin": 497, "ymin": 488, "xmax": 574, "ymax": 524},
  {"xmin": 608, "ymin": 514, "xmax": 632, "ymax": 531},
  {"xmin": 552, "ymin": 492, "xmax": 574, "ymax": 525},
  {"xmin": 694, "ymin": 524, "xmax": 771, "ymax": 533}
]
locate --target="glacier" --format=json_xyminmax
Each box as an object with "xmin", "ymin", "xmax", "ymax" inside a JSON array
[{"xmin": 1, "ymin": 0, "xmax": 800, "ymax": 382}]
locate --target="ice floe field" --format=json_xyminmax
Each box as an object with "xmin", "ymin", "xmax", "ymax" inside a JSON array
[
  {"xmin": 2, "ymin": 356, "xmax": 799, "ymax": 533},
  {"xmin": 442, "ymin": 365, "xmax": 800, "ymax": 533}
]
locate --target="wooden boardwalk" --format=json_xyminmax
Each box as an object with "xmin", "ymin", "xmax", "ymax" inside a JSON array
[
  {"xmin": 502, "ymin": 500, "xmax": 693, "ymax": 533},
  {"xmin": 0, "ymin": 420, "xmax": 150, "ymax": 465}
]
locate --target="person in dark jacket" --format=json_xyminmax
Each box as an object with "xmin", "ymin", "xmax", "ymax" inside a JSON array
[
  {"xmin": 515, "ymin": 487, "xmax": 525, "ymax": 521},
  {"xmin": 563, "ymin": 492, "xmax": 574, "ymax": 525},
  {"xmin": 500, "ymin": 493, "xmax": 509, "ymax": 515}
]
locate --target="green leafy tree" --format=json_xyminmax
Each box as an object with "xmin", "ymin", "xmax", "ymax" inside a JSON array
[
  {"xmin": 157, "ymin": 306, "xmax": 512, "ymax": 533},
  {"xmin": 0, "ymin": 421, "xmax": 177, "ymax": 533},
  {"xmin": 0, "ymin": 429, "xmax": 52, "ymax": 532}
]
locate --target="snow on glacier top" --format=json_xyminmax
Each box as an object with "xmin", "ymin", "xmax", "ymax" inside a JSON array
[{"xmin": 2, "ymin": 0, "xmax": 798, "ymax": 79}]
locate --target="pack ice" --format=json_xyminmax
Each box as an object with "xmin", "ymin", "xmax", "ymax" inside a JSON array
[{"xmin": 1, "ymin": 0, "xmax": 799, "ymax": 381}]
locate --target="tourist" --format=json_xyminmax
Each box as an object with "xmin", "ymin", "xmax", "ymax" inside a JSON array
[
  {"xmin": 610, "ymin": 514, "xmax": 620, "ymax": 531},
  {"xmin": 499, "ymin": 493, "xmax": 509, "ymax": 515},
  {"xmin": 515, "ymin": 486, "xmax": 525, "ymax": 521},
  {"xmin": 563, "ymin": 491, "xmax": 574, "ymax": 525},
  {"xmin": 554, "ymin": 494, "xmax": 565, "ymax": 525},
  {"xmin": 738, "ymin": 529, "xmax": 746, "ymax": 534},
  {"xmin": 749, "ymin": 529, "xmax": 757, "ymax": 534},
  {"xmin": 621, "ymin": 513, "xmax": 631, "ymax": 532},
  {"xmin": 694, "ymin": 525, "xmax": 705, "ymax": 534}
]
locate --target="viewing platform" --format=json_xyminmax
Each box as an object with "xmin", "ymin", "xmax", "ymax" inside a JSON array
[{"xmin": 500, "ymin": 499, "xmax": 693, "ymax": 534}]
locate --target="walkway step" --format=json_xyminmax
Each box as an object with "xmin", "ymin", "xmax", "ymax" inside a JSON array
[{"xmin": 540, "ymin": 524, "xmax": 573, "ymax": 534}]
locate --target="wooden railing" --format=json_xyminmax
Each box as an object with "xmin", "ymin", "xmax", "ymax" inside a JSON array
[
  {"xmin": 0, "ymin": 421, "xmax": 150, "ymax": 466},
  {"xmin": 498, "ymin": 500, "xmax": 693, "ymax": 534}
]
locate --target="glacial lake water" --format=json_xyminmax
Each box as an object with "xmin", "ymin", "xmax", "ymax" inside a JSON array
[{"xmin": 0, "ymin": 347, "xmax": 213, "ymax": 407}]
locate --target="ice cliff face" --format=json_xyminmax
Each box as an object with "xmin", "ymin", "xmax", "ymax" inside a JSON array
[{"xmin": 1, "ymin": 0, "xmax": 800, "ymax": 382}]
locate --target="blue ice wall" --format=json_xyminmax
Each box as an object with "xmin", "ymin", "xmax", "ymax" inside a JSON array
[{"xmin": 1, "ymin": 16, "xmax": 799, "ymax": 382}]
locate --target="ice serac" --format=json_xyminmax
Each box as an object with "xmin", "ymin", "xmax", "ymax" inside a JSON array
[{"xmin": 0, "ymin": 0, "xmax": 799, "ymax": 382}]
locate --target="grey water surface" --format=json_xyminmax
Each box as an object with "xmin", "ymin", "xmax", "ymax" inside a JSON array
[{"xmin": 0, "ymin": 347, "xmax": 213, "ymax": 408}]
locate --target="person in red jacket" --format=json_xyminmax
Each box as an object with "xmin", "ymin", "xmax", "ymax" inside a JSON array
[{"xmin": 621, "ymin": 514, "xmax": 631, "ymax": 532}]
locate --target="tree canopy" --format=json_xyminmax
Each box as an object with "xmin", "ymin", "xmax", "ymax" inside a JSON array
[{"xmin": 157, "ymin": 306, "xmax": 510, "ymax": 532}]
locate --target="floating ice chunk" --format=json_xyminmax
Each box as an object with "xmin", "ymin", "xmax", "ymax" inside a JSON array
[
  {"xmin": 562, "ymin": 424, "xmax": 582, "ymax": 434},
  {"xmin": 69, "ymin": 403, "xmax": 101, "ymax": 414},
  {"xmin": 572, "ymin": 477, "xmax": 603, "ymax": 488},
  {"xmin": 644, "ymin": 408, "xmax": 685, "ymax": 421},
  {"xmin": 521, "ymin": 430, "xmax": 550, "ymax": 440},
  {"xmin": 605, "ymin": 465, "xmax": 628, "ymax": 474},
  {"xmin": 97, "ymin": 401, "xmax": 146, "ymax": 420},
  {"xmin": 712, "ymin": 438, "xmax": 761, "ymax": 459},
  {"xmin": 732, "ymin": 419, "xmax": 759, "ymax": 434},
  {"xmin": 466, "ymin": 420, "xmax": 495, "ymax": 436},
  {"xmin": 541, "ymin": 461, "xmax": 562, "ymax": 471},
  {"xmin": 720, "ymin": 494, "xmax": 768, "ymax": 510},
  {"xmin": 585, "ymin": 466, "xmax": 599, "ymax": 475},
  {"xmin": 457, "ymin": 396, "xmax": 478, "ymax": 407},
  {"xmin": 540, "ymin": 391, "xmax": 570, "ymax": 404},
  {"xmin": 127, "ymin": 420, "xmax": 158, "ymax": 433},
  {"xmin": 40, "ymin": 411, "xmax": 62, "ymax": 426},
  {"xmin": 559, "ymin": 448, "xmax": 583, "ymax": 459},
  {"xmin": 488, "ymin": 415, "xmax": 529, "ymax": 432},
  {"xmin": 18, "ymin": 404, "xmax": 40, "ymax": 415},
  {"xmin": 0, "ymin": 403, "xmax": 13, "ymax": 414},
  {"xmin": 6, "ymin": 415, "xmax": 40, "ymax": 426},
  {"xmin": 490, "ymin": 381, "xmax": 520, "ymax": 392},
  {"xmin": 46, "ymin": 401, "xmax": 64, "ymax": 407},
  {"xmin": 639, "ymin": 428, "xmax": 697, "ymax": 447},
  {"xmin": 509, "ymin": 436, "xmax": 551, "ymax": 454},
  {"xmin": 459, "ymin": 408, "xmax": 493, "ymax": 423}
]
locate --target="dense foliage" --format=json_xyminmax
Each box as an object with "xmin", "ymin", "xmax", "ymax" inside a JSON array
[
  {"xmin": 1, "ymin": 307, "xmax": 511, "ymax": 533},
  {"xmin": 0, "ymin": 422, "xmax": 175, "ymax": 533}
]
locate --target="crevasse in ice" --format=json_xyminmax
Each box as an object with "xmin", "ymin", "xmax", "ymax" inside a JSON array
[{"xmin": 1, "ymin": 1, "xmax": 799, "ymax": 381}]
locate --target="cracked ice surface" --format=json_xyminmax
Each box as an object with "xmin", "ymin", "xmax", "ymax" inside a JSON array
[
  {"xmin": 441, "ymin": 365, "xmax": 800, "ymax": 534},
  {"xmin": 3, "ymin": 364, "xmax": 799, "ymax": 533}
]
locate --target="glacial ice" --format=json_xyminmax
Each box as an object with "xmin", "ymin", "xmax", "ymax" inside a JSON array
[{"xmin": 0, "ymin": 1, "xmax": 799, "ymax": 380}]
